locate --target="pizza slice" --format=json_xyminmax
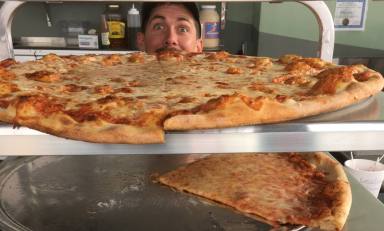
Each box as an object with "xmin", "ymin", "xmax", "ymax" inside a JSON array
[
  {"xmin": 158, "ymin": 152, "xmax": 352, "ymax": 231},
  {"xmin": 161, "ymin": 52, "xmax": 384, "ymax": 131},
  {"xmin": 0, "ymin": 53, "xmax": 168, "ymax": 144}
]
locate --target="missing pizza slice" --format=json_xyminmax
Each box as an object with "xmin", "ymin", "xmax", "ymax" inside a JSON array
[{"xmin": 158, "ymin": 152, "xmax": 352, "ymax": 231}]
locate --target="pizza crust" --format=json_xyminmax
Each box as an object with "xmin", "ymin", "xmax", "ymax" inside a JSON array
[
  {"xmin": 164, "ymin": 95, "xmax": 299, "ymax": 130},
  {"xmin": 301, "ymin": 152, "xmax": 352, "ymax": 230},
  {"xmin": 164, "ymin": 73, "xmax": 384, "ymax": 130},
  {"xmin": 13, "ymin": 109, "xmax": 164, "ymax": 144},
  {"xmin": 0, "ymin": 107, "xmax": 15, "ymax": 123}
]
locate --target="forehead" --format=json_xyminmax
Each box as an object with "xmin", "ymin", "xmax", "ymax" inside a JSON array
[{"xmin": 149, "ymin": 4, "xmax": 195, "ymax": 22}]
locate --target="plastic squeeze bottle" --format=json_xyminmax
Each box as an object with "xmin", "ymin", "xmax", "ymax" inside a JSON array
[{"xmin": 127, "ymin": 4, "xmax": 141, "ymax": 50}]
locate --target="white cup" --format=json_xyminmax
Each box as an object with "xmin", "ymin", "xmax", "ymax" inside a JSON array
[{"xmin": 345, "ymin": 159, "xmax": 384, "ymax": 197}]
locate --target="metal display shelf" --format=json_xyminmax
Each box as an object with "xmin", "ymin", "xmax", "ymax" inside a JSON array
[
  {"xmin": 0, "ymin": 93, "xmax": 383, "ymax": 156},
  {"xmin": 0, "ymin": 154, "xmax": 382, "ymax": 231}
]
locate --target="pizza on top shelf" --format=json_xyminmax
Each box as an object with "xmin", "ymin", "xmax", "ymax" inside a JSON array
[{"xmin": 0, "ymin": 51, "xmax": 383, "ymax": 143}]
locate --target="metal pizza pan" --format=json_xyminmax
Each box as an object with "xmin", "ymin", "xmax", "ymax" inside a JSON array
[{"xmin": 0, "ymin": 154, "xmax": 304, "ymax": 231}]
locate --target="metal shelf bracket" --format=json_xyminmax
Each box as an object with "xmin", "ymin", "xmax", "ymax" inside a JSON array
[
  {"xmin": 299, "ymin": 1, "xmax": 335, "ymax": 61},
  {"xmin": 0, "ymin": 1, "xmax": 25, "ymax": 61}
]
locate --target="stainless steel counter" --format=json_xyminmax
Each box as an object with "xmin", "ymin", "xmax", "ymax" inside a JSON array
[{"xmin": 0, "ymin": 93, "xmax": 384, "ymax": 156}]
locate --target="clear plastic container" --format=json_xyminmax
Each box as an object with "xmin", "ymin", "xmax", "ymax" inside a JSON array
[{"xmin": 199, "ymin": 5, "xmax": 220, "ymax": 49}]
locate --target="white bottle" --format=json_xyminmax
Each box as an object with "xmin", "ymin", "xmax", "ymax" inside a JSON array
[
  {"xmin": 127, "ymin": 4, "xmax": 141, "ymax": 50},
  {"xmin": 199, "ymin": 5, "xmax": 220, "ymax": 50}
]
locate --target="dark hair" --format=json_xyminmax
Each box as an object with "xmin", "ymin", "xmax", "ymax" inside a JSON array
[{"xmin": 141, "ymin": 2, "xmax": 201, "ymax": 38}]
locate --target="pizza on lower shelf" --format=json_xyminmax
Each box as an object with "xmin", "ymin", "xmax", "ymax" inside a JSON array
[
  {"xmin": 158, "ymin": 152, "xmax": 352, "ymax": 231},
  {"xmin": 0, "ymin": 51, "xmax": 383, "ymax": 143}
]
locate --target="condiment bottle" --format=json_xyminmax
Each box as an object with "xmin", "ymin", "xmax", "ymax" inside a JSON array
[
  {"xmin": 100, "ymin": 14, "xmax": 110, "ymax": 49},
  {"xmin": 126, "ymin": 4, "xmax": 141, "ymax": 50},
  {"xmin": 105, "ymin": 4, "xmax": 126, "ymax": 49},
  {"xmin": 199, "ymin": 5, "xmax": 220, "ymax": 50}
]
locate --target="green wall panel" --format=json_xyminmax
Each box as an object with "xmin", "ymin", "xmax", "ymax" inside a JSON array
[
  {"xmin": 259, "ymin": 0, "xmax": 384, "ymax": 53},
  {"xmin": 226, "ymin": 2, "xmax": 256, "ymax": 24},
  {"xmin": 259, "ymin": 2, "xmax": 318, "ymax": 42}
]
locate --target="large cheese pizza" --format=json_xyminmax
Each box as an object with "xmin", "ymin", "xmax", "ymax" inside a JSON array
[{"xmin": 0, "ymin": 51, "xmax": 383, "ymax": 143}]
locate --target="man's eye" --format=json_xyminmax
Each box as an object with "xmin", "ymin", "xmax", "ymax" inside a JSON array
[
  {"xmin": 153, "ymin": 24, "xmax": 164, "ymax": 30},
  {"xmin": 178, "ymin": 27, "xmax": 189, "ymax": 33}
]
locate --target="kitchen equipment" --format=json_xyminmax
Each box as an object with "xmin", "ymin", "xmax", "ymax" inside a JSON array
[
  {"xmin": 60, "ymin": 20, "xmax": 90, "ymax": 47},
  {"xmin": 18, "ymin": 37, "xmax": 66, "ymax": 48}
]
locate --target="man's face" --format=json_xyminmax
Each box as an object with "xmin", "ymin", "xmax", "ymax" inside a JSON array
[{"xmin": 137, "ymin": 4, "xmax": 203, "ymax": 53}]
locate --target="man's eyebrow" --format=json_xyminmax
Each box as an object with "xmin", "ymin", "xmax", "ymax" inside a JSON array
[
  {"xmin": 148, "ymin": 15, "xmax": 193, "ymax": 24},
  {"xmin": 177, "ymin": 17, "xmax": 193, "ymax": 24},
  {"xmin": 148, "ymin": 15, "xmax": 165, "ymax": 23}
]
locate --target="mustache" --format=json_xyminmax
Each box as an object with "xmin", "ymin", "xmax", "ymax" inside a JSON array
[{"xmin": 155, "ymin": 47, "xmax": 181, "ymax": 53}]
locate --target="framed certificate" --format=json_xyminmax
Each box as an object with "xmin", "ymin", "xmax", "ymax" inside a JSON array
[{"xmin": 334, "ymin": 0, "xmax": 368, "ymax": 31}]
